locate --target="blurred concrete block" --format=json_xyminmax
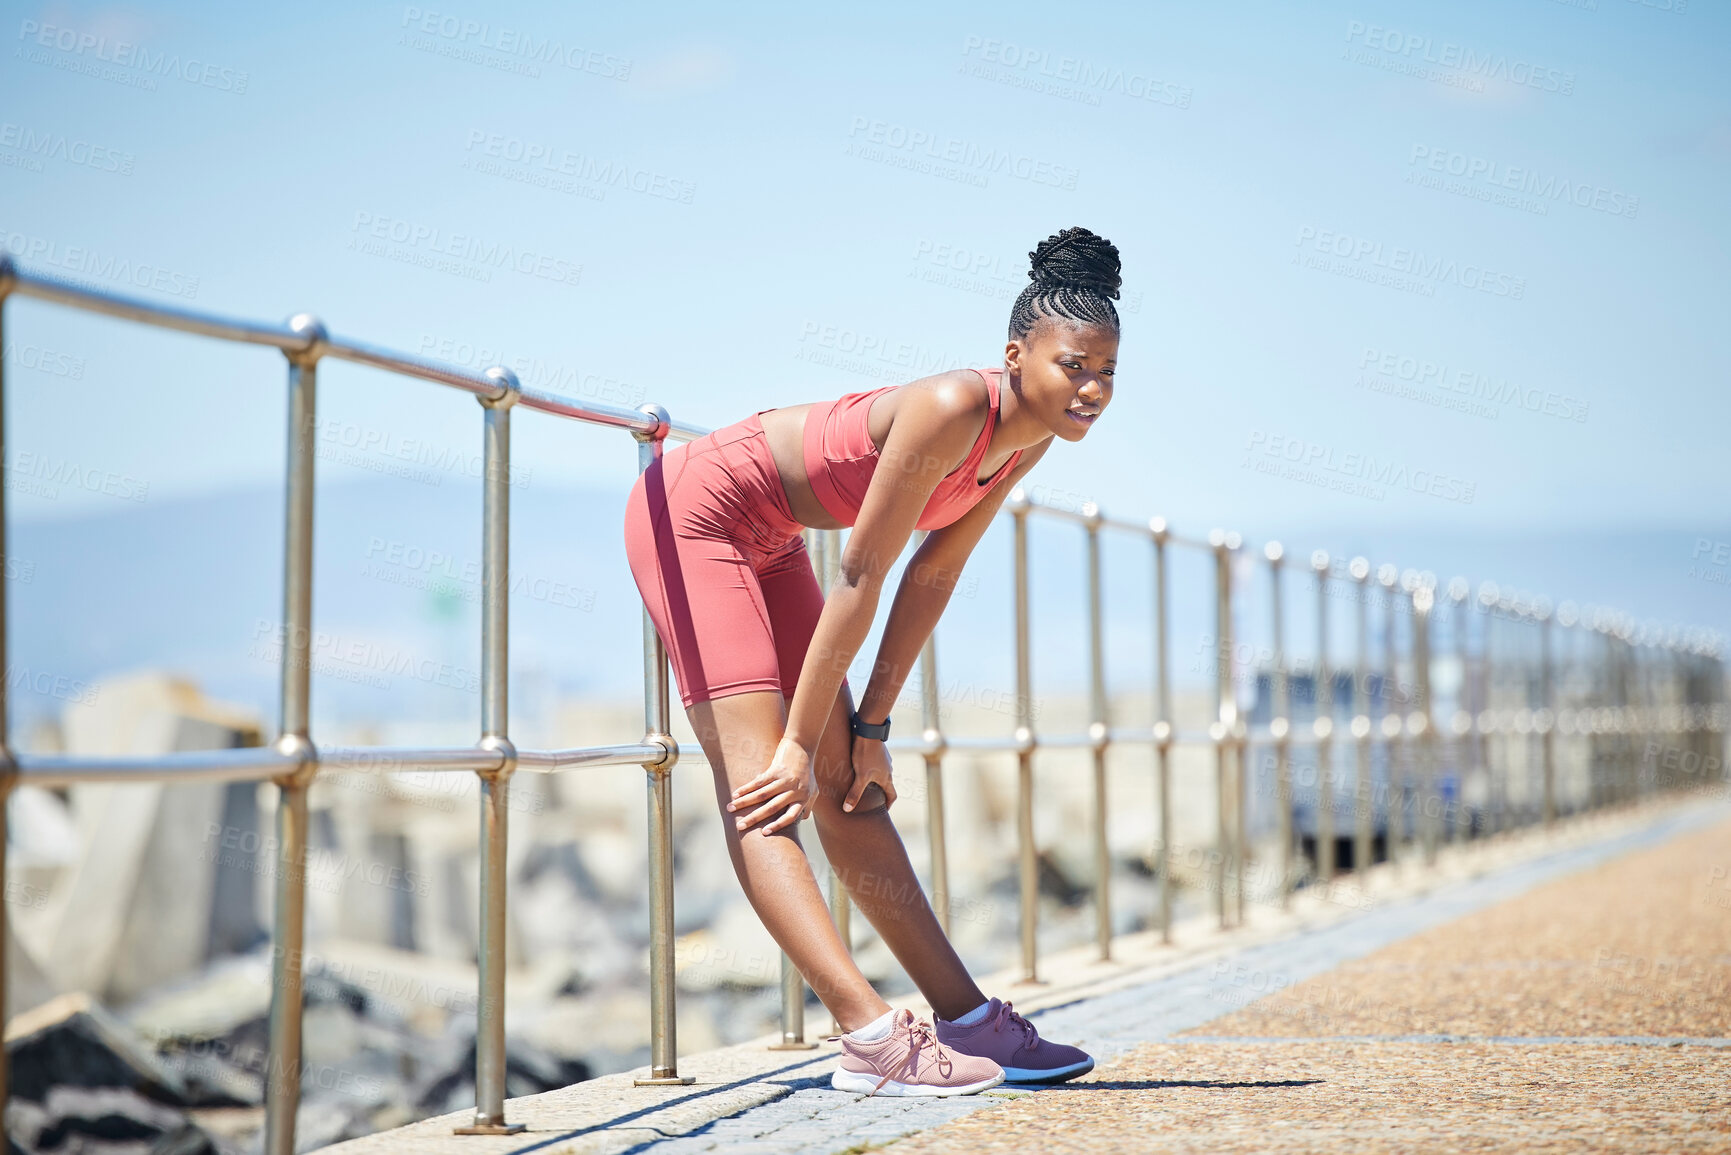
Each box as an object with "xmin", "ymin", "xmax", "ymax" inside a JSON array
[
  {"xmin": 3, "ymin": 914, "xmax": 55, "ymax": 1024},
  {"xmin": 36, "ymin": 674, "xmax": 264, "ymax": 1004}
]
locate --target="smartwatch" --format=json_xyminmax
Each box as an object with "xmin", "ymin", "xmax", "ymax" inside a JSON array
[{"xmin": 849, "ymin": 708, "xmax": 891, "ymax": 742}]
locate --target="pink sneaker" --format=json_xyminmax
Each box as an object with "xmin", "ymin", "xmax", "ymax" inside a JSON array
[
  {"xmin": 831, "ymin": 1009, "xmax": 1005, "ymax": 1097},
  {"xmin": 936, "ymin": 998, "xmax": 1094, "ymax": 1085}
]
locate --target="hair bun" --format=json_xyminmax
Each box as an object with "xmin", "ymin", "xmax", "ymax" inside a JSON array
[{"xmin": 1027, "ymin": 226, "xmax": 1121, "ymax": 300}]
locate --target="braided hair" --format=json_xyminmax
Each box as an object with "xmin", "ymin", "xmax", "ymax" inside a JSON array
[{"xmin": 1008, "ymin": 227, "xmax": 1122, "ymax": 340}]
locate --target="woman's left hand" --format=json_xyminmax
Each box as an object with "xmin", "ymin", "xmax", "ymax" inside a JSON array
[{"xmin": 843, "ymin": 736, "xmax": 897, "ymax": 813}]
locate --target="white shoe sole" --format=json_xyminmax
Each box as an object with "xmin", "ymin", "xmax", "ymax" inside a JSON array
[
  {"xmin": 1001, "ymin": 1057, "xmax": 1095, "ymax": 1084},
  {"xmin": 831, "ymin": 1068, "xmax": 1006, "ymax": 1097}
]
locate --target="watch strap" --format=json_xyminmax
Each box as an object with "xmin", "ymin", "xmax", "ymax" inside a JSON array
[{"xmin": 849, "ymin": 708, "xmax": 890, "ymax": 741}]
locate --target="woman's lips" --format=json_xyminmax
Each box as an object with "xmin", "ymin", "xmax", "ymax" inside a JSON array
[{"xmin": 1066, "ymin": 408, "xmax": 1099, "ymax": 427}]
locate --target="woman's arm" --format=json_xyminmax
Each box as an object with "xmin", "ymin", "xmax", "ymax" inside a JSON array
[
  {"xmin": 780, "ymin": 375, "xmax": 986, "ymax": 753},
  {"xmin": 854, "ymin": 439, "xmax": 1053, "ymax": 728},
  {"xmin": 729, "ymin": 375, "xmax": 988, "ymax": 836},
  {"xmin": 832, "ymin": 441, "xmax": 1052, "ymax": 814}
]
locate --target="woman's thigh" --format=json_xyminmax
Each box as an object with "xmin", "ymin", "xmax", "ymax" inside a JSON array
[{"xmin": 623, "ymin": 457, "xmax": 789, "ymax": 708}]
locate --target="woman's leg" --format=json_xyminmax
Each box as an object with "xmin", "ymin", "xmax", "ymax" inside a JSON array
[
  {"xmin": 625, "ymin": 454, "xmax": 891, "ymax": 1032},
  {"xmin": 806, "ymin": 699, "xmax": 987, "ymax": 1021},
  {"xmin": 686, "ymin": 690, "xmax": 890, "ymax": 1032},
  {"xmin": 755, "ymin": 541, "xmax": 987, "ymax": 1022}
]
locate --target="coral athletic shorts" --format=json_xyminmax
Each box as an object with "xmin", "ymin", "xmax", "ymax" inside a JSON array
[{"xmin": 623, "ymin": 412, "xmax": 845, "ymax": 710}]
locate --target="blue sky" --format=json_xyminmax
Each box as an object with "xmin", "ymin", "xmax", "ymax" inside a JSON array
[
  {"xmin": 4, "ymin": 0, "xmax": 1726, "ymax": 538},
  {"xmin": 4, "ymin": 0, "xmax": 1730, "ymax": 741}
]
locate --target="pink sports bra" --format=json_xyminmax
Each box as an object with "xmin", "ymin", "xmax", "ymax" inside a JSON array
[{"xmin": 801, "ymin": 367, "xmax": 1023, "ymax": 531}]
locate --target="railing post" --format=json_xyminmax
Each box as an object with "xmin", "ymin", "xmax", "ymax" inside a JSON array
[
  {"xmin": 1558, "ymin": 602, "xmax": 1582, "ymax": 812},
  {"xmin": 0, "ymin": 273, "xmax": 12, "ymax": 1114},
  {"xmin": 1010, "ymin": 489, "xmax": 1039, "ymax": 981},
  {"xmin": 1266, "ymin": 543, "xmax": 1290, "ymax": 907},
  {"xmin": 910, "ymin": 533, "xmax": 952, "ymax": 935},
  {"xmin": 1600, "ymin": 617, "xmax": 1616, "ymax": 810},
  {"xmin": 1084, "ymin": 504, "xmax": 1111, "ymax": 959},
  {"xmin": 1312, "ymin": 550, "xmax": 1335, "ymax": 883},
  {"xmin": 1610, "ymin": 620, "xmax": 1623, "ymax": 809},
  {"xmin": 1209, "ymin": 529, "xmax": 1240, "ymax": 929},
  {"xmin": 1350, "ymin": 558, "xmax": 1372, "ymax": 873},
  {"xmin": 1479, "ymin": 584, "xmax": 1501, "ymax": 834},
  {"xmin": 455, "ymin": 367, "xmax": 530, "ymax": 1132},
  {"xmin": 631, "ymin": 404, "xmax": 694, "ymax": 1088},
  {"xmin": 769, "ymin": 954, "xmax": 816, "ymax": 1051},
  {"xmin": 815, "ymin": 528, "xmax": 853, "ymax": 1032},
  {"xmin": 1449, "ymin": 579, "xmax": 1472, "ymax": 843},
  {"xmin": 820, "ymin": 529, "xmax": 855, "ymax": 983},
  {"xmin": 1150, "ymin": 518, "xmax": 1173, "ymax": 944},
  {"xmin": 1412, "ymin": 575, "xmax": 1436, "ymax": 865},
  {"xmin": 919, "ymin": 631, "xmax": 950, "ymax": 935},
  {"xmin": 264, "ymin": 314, "xmax": 325, "ymax": 1155},
  {"xmin": 770, "ymin": 531, "xmax": 817, "ymax": 1050},
  {"xmin": 1541, "ymin": 607, "xmax": 1557, "ymax": 828},
  {"xmin": 1378, "ymin": 565, "xmax": 1405, "ymax": 859}
]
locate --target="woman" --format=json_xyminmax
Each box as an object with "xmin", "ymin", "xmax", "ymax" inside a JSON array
[{"xmin": 623, "ymin": 226, "xmax": 1119, "ymax": 1097}]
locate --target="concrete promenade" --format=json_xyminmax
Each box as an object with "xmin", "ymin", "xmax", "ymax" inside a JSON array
[{"xmin": 317, "ymin": 796, "xmax": 1731, "ymax": 1155}]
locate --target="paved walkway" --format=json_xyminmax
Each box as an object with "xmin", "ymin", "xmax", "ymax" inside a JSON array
[
  {"xmin": 316, "ymin": 798, "xmax": 1731, "ymax": 1155},
  {"xmin": 894, "ymin": 803, "xmax": 1731, "ymax": 1155}
]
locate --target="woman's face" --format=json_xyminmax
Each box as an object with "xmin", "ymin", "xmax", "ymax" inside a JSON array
[{"xmin": 1006, "ymin": 318, "xmax": 1119, "ymax": 442}]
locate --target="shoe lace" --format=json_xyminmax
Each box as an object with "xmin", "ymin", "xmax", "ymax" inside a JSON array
[
  {"xmin": 871, "ymin": 1016, "xmax": 950, "ymax": 1096},
  {"xmin": 990, "ymin": 1000, "xmax": 1039, "ymax": 1053}
]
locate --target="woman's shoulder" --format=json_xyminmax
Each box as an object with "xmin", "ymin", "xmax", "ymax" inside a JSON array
[
  {"xmin": 875, "ymin": 369, "xmax": 992, "ymax": 457},
  {"xmin": 897, "ymin": 368, "xmax": 993, "ymax": 417}
]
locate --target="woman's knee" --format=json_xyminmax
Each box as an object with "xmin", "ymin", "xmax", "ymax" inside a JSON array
[{"xmin": 688, "ymin": 693, "xmax": 784, "ymax": 785}]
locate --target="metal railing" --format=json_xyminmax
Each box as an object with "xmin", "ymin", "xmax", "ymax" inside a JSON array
[
  {"xmin": 844, "ymin": 510, "xmax": 1726, "ymax": 991},
  {"xmin": 2, "ymin": 254, "xmax": 1725, "ymax": 1149},
  {"xmin": 0, "ymin": 257, "xmax": 711, "ymax": 1150}
]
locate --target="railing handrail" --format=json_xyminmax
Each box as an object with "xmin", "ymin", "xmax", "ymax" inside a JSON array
[{"xmin": 0, "ymin": 260, "xmax": 709, "ymax": 441}]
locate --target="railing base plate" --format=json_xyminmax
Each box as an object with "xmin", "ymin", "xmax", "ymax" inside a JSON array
[
  {"xmin": 453, "ymin": 1122, "xmax": 527, "ymax": 1136},
  {"xmin": 634, "ymin": 1075, "xmax": 697, "ymax": 1086},
  {"xmin": 768, "ymin": 1040, "xmax": 819, "ymax": 1051}
]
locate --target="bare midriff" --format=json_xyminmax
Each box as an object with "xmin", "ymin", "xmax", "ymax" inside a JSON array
[{"xmin": 758, "ymin": 380, "xmax": 1016, "ymax": 531}]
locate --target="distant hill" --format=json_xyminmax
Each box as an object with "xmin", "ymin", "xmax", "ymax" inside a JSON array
[{"xmin": 12, "ymin": 479, "xmax": 1726, "ymax": 746}]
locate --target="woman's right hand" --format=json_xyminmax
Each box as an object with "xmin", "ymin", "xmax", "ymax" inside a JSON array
[{"xmin": 726, "ymin": 737, "xmax": 819, "ymax": 836}]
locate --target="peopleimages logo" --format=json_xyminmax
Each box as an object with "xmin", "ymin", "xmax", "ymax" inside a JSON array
[
  {"xmin": 845, "ymin": 116, "xmax": 1079, "ymax": 191},
  {"xmin": 1294, "ymin": 226, "xmax": 1526, "ymax": 300},
  {"xmin": 1343, "ymin": 20, "xmax": 1575, "ymax": 95},
  {"xmin": 1358, "ymin": 348, "xmax": 1589, "ymax": 423},
  {"xmin": 1243, "ymin": 430, "xmax": 1476, "ymax": 505},
  {"xmin": 0, "ymin": 227, "xmax": 200, "ymax": 299},
  {"xmin": 16, "ymin": 18, "xmax": 250, "ymax": 93},
  {"xmin": 461, "ymin": 130, "xmax": 695, "ymax": 204},
  {"xmin": 0, "ymin": 122, "xmax": 134, "ymax": 174},
  {"xmin": 398, "ymin": 7, "xmax": 631, "ymax": 79},
  {"xmin": 4, "ymin": 449, "xmax": 150, "ymax": 503},
  {"xmin": 1407, "ymin": 145, "xmax": 1638, "ymax": 220},
  {"xmin": 347, "ymin": 211, "xmax": 581, "ymax": 288},
  {"xmin": 794, "ymin": 320, "xmax": 970, "ymax": 383},
  {"xmin": 957, "ymin": 35, "xmax": 1192, "ymax": 109}
]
